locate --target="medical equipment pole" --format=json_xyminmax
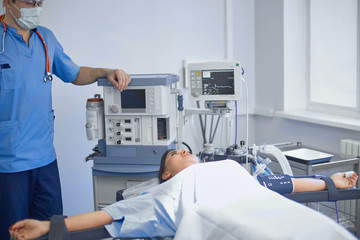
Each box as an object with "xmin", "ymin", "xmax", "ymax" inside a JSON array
[
  {"xmin": 210, "ymin": 115, "xmax": 221, "ymax": 143},
  {"xmin": 197, "ymin": 101, "xmax": 207, "ymax": 144},
  {"xmin": 209, "ymin": 115, "xmax": 214, "ymax": 143},
  {"xmin": 241, "ymin": 76, "xmax": 250, "ymax": 172},
  {"xmin": 172, "ymin": 89, "xmax": 184, "ymax": 149}
]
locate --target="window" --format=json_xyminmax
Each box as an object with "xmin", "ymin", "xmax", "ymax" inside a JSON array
[{"xmin": 307, "ymin": 0, "xmax": 359, "ymax": 115}]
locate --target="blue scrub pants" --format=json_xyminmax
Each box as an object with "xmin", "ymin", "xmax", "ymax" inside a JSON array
[{"xmin": 0, "ymin": 160, "xmax": 63, "ymax": 240}]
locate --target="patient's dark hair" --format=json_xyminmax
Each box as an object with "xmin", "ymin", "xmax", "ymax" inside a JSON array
[{"xmin": 158, "ymin": 149, "xmax": 175, "ymax": 184}]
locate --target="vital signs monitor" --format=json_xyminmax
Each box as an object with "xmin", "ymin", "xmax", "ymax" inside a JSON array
[{"xmin": 185, "ymin": 61, "xmax": 242, "ymax": 101}]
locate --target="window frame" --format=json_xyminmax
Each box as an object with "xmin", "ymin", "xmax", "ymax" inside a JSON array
[{"xmin": 305, "ymin": 0, "xmax": 360, "ymax": 117}]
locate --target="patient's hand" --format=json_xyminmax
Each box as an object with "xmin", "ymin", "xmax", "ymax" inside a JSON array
[
  {"xmin": 331, "ymin": 172, "xmax": 358, "ymax": 189},
  {"xmin": 9, "ymin": 219, "xmax": 50, "ymax": 240}
]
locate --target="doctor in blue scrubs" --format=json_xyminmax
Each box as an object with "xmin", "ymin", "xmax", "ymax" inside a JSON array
[{"xmin": 0, "ymin": 0, "xmax": 131, "ymax": 239}]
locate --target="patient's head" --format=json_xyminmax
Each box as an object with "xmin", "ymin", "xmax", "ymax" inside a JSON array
[{"xmin": 158, "ymin": 149, "xmax": 199, "ymax": 183}]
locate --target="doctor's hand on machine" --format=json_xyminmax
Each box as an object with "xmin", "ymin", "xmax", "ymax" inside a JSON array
[
  {"xmin": 72, "ymin": 67, "xmax": 131, "ymax": 92},
  {"xmin": 105, "ymin": 69, "xmax": 131, "ymax": 92}
]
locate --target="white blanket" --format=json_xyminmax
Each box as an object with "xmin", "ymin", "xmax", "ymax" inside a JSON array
[{"xmin": 104, "ymin": 160, "xmax": 356, "ymax": 240}]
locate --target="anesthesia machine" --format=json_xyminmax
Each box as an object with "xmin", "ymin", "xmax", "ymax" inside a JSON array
[{"xmin": 86, "ymin": 74, "xmax": 179, "ymax": 210}]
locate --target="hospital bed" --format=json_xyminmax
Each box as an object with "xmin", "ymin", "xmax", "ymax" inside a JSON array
[
  {"xmin": 35, "ymin": 186, "xmax": 360, "ymax": 240},
  {"xmin": 283, "ymin": 188, "xmax": 360, "ymax": 203},
  {"xmin": 283, "ymin": 187, "xmax": 360, "ymax": 236}
]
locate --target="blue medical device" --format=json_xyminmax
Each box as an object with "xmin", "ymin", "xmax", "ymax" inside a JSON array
[{"xmin": 87, "ymin": 74, "xmax": 179, "ymax": 210}]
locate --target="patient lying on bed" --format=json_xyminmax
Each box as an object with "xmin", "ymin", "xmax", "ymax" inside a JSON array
[{"xmin": 10, "ymin": 150, "xmax": 359, "ymax": 240}]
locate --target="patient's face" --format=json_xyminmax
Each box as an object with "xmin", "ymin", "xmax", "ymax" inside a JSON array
[{"xmin": 162, "ymin": 150, "xmax": 199, "ymax": 181}]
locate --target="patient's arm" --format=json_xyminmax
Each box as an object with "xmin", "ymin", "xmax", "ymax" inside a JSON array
[
  {"xmin": 292, "ymin": 172, "xmax": 358, "ymax": 193},
  {"xmin": 330, "ymin": 172, "xmax": 358, "ymax": 189},
  {"xmin": 64, "ymin": 210, "xmax": 113, "ymax": 232},
  {"xmin": 9, "ymin": 220, "xmax": 50, "ymax": 240},
  {"xmin": 9, "ymin": 210, "xmax": 113, "ymax": 240}
]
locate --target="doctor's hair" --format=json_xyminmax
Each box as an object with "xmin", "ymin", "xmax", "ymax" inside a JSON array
[{"xmin": 158, "ymin": 149, "xmax": 176, "ymax": 184}]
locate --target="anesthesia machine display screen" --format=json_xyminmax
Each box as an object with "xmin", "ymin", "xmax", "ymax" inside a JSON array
[
  {"xmin": 202, "ymin": 69, "xmax": 235, "ymax": 95},
  {"xmin": 121, "ymin": 89, "xmax": 146, "ymax": 109}
]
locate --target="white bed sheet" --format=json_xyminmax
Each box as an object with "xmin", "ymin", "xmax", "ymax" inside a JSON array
[{"xmin": 104, "ymin": 160, "xmax": 356, "ymax": 240}]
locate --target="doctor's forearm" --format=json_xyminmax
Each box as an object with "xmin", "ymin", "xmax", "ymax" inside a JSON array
[
  {"xmin": 72, "ymin": 67, "xmax": 111, "ymax": 85},
  {"xmin": 64, "ymin": 210, "xmax": 113, "ymax": 232},
  {"xmin": 72, "ymin": 66, "xmax": 131, "ymax": 91}
]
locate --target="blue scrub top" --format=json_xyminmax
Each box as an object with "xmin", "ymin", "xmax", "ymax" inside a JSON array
[{"xmin": 0, "ymin": 24, "xmax": 80, "ymax": 173}]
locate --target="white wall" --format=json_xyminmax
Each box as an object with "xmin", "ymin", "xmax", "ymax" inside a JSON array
[
  {"xmin": 233, "ymin": 0, "xmax": 256, "ymax": 146},
  {"xmin": 283, "ymin": 0, "xmax": 307, "ymax": 110},
  {"xmin": 41, "ymin": 0, "xmax": 251, "ymax": 216}
]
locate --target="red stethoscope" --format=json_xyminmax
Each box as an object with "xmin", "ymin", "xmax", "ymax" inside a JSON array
[{"xmin": 0, "ymin": 14, "xmax": 53, "ymax": 82}]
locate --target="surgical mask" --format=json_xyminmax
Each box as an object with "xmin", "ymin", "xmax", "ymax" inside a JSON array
[{"xmin": 9, "ymin": 2, "xmax": 43, "ymax": 30}]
